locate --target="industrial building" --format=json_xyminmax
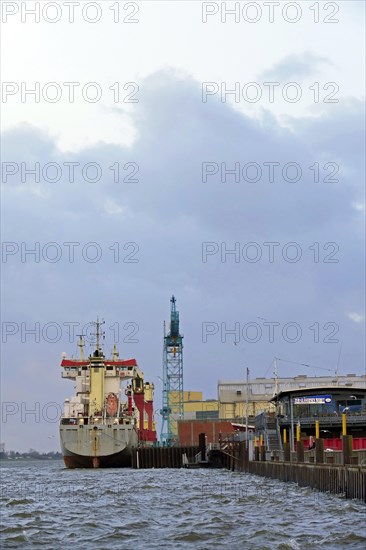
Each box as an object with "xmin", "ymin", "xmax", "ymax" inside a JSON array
[
  {"xmin": 183, "ymin": 391, "xmax": 218, "ymax": 420},
  {"xmin": 218, "ymin": 374, "xmax": 366, "ymax": 420},
  {"xmin": 178, "ymin": 418, "xmax": 238, "ymax": 446},
  {"xmin": 255, "ymin": 385, "xmax": 366, "ymax": 454}
]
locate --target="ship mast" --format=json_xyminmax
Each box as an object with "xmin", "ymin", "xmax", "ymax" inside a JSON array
[
  {"xmin": 273, "ymin": 357, "xmax": 279, "ymax": 397},
  {"xmin": 77, "ymin": 335, "xmax": 85, "ymax": 360},
  {"xmin": 96, "ymin": 318, "xmax": 101, "ymax": 353}
]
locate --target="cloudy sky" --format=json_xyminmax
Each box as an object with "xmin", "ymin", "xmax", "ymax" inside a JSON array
[{"xmin": 1, "ymin": 1, "xmax": 365, "ymax": 451}]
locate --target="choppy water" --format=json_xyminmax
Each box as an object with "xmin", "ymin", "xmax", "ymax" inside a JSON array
[{"xmin": 1, "ymin": 460, "xmax": 365, "ymax": 549}]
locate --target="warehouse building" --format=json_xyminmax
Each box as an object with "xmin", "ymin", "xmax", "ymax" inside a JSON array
[{"xmin": 182, "ymin": 391, "xmax": 219, "ymax": 420}]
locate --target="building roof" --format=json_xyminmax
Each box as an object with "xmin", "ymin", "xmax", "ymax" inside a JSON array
[{"xmin": 270, "ymin": 386, "xmax": 366, "ymax": 403}]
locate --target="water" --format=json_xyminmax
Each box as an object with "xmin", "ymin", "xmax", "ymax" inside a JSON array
[{"xmin": 1, "ymin": 460, "xmax": 365, "ymax": 549}]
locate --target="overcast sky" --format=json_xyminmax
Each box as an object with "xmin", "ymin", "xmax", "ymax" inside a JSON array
[{"xmin": 1, "ymin": 1, "xmax": 365, "ymax": 451}]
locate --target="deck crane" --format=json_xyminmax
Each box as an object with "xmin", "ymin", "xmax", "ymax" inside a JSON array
[{"xmin": 160, "ymin": 295, "xmax": 184, "ymax": 446}]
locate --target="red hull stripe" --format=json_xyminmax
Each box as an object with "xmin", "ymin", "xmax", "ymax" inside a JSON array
[{"xmin": 61, "ymin": 358, "xmax": 137, "ymax": 367}]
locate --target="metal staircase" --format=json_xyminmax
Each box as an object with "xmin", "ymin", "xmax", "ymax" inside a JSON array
[
  {"xmin": 265, "ymin": 418, "xmax": 281, "ymax": 452},
  {"xmin": 256, "ymin": 412, "xmax": 283, "ymax": 452}
]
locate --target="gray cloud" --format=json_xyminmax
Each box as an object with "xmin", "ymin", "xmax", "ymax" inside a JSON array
[
  {"xmin": 260, "ymin": 52, "xmax": 334, "ymax": 81},
  {"xmin": 1, "ymin": 70, "xmax": 364, "ymax": 451}
]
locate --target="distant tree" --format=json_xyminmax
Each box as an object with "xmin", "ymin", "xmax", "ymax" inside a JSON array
[{"xmin": 28, "ymin": 448, "xmax": 40, "ymax": 458}]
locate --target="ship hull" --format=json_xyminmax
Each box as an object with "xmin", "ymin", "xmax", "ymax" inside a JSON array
[
  {"xmin": 60, "ymin": 423, "xmax": 138, "ymax": 468},
  {"xmin": 62, "ymin": 446, "xmax": 133, "ymax": 468}
]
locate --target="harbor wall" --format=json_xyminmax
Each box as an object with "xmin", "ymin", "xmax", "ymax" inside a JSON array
[
  {"xmin": 131, "ymin": 445, "xmax": 199, "ymax": 468},
  {"xmin": 130, "ymin": 440, "xmax": 366, "ymax": 503}
]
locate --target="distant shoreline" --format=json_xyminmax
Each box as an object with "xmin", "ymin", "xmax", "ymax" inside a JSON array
[{"xmin": 0, "ymin": 454, "xmax": 62, "ymax": 461}]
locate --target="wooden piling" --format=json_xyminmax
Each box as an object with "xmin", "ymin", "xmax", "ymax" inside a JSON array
[
  {"xmin": 283, "ymin": 442, "xmax": 291, "ymax": 462},
  {"xmin": 260, "ymin": 445, "xmax": 266, "ymax": 462},
  {"xmin": 199, "ymin": 433, "xmax": 206, "ymax": 462},
  {"xmin": 342, "ymin": 435, "xmax": 353, "ymax": 465},
  {"xmin": 315, "ymin": 438, "xmax": 324, "ymax": 464},
  {"xmin": 297, "ymin": 440, "xmax": 304, "ymax": 463}
]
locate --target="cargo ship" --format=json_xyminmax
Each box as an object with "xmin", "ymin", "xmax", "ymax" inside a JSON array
[{"xmin": 60, "ymin": 320, "xmax": 156, "ymax": 468}]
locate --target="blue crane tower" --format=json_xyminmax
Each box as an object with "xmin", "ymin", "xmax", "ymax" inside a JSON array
[{"xmin": 160, "ymin": 295, "xmax": 184, "ymax": 446}]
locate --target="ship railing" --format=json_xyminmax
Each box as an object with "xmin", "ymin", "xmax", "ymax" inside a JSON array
[
  {"xmin": 277, "ymin": 414, "xmax": 366, "ymax": 427},
  {"xmin": 61, "ymin": 413, "xmax": 136, "ymax": 426}
]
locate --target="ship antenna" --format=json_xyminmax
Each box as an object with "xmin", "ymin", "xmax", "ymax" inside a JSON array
[
  {"xmin": 273, "ymin": 356, "xmax": 279, "ymax": 397},
  {"xmin": 94, "ymin": 317, "xmax": 105, "ymax": 353},
  {"xmin": 336, "ymin": 343, "xmax": 342, "ymax": 385},
  {"xmin": 113, "ymin": 343, "xmax": 119, "ymax": 360}
]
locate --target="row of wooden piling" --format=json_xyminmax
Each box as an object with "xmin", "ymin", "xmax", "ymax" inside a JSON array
[
  {"xmin": 292, "ymin": 435, "xmax": 355, "ymax": 465},
  {"xmin": 219, "ymin": 441, "xmax": 366, "ymax": 502},
  {"xmin": 217, "ymin": 442, "xmax": 248, "ymax": 472},
  {"xmin": 131, "ymin": 445, "xmax": 199, "ymax": 468},
  {"xmin": 248, "ymin": 460, "xmax": 366, "ymax": 502}
]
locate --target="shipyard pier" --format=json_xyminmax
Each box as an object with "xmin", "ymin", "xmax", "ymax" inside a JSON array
[{"xmin": 57, "ymin": 302, "xmax": 366, "ymax": 504}]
